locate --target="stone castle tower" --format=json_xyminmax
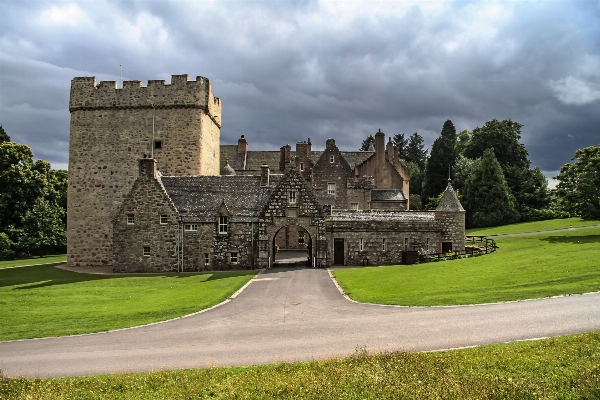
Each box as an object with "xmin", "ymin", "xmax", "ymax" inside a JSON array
[{"xmin": 67, "ymin": 74, "xmax": 221, "ymax": 267}]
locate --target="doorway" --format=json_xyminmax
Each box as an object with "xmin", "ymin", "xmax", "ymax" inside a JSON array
[
  {"xmin": 273, "ymin": 225, "xmax": 311, "ymax": 267},
  {"xmin": 333, "ymin": 238, "xmax": 344, "ymax": 265}
]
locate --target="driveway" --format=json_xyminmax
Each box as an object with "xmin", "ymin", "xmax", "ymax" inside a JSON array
[{"xmin": 1, "ymin": 266, "xmax": 599, "ymax": 378}]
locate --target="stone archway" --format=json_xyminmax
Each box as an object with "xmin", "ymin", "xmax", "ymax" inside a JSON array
[{"xmin": 273, "ymin": 224, "xmax": 312, "ymax": 266}]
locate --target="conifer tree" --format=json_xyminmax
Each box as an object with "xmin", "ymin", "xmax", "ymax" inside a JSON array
[
  {"xmin": 463, "ymin": 148, "xmax": 520, "ymax": 228},
  {"xmin": 422, "ymin": 120, "xmax": 457, "ymax": 203},
  {"xmin": 405, "ymin": 132, "xmax": 427, "ymax": 170},
  {"xmin": 0, "ymin": 126, "xmax": 9, "ymax": 143},
  {"xmin": 360, "ymin": 134, "xmax": 375, "ymax": 151},
  {"xmin": 392, "ymin": 133, "xmax": 408, "ymax": 159}
]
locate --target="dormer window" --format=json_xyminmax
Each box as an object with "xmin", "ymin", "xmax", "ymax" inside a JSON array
[{"xmin": 219, "ymin": 216, "xmax": 228, "ymax": 234}]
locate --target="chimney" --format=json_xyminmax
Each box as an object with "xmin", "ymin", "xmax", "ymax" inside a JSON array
[
  {"xmin": 279, "ymin": 144, "xmax": 291, "ymax": 171},
  {"xmin": 307, "ymin": 137, "xmax": 312, "ymax": 154},
  {"xmin": 375, "ymin": 129, "xmax": 385, "ymax": 156},
  {"xmin": 237, "ymin": 135, "xmax": 248, "ymax": 153},
  {"xmin": 386, "ymin": 137, "xmax": 395, "ymax": 165},
  {"xmin": 260, "ymin": 164, "xmax": 270, "ymax": 186},
  {"xmin": 139, "ymin": 158, "xmax": 156, "ymax": 179}
]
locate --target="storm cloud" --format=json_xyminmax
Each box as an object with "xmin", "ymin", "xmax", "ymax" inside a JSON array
[{"xmin": 1, "ymin": 0, "xmax": 599, "ymax": 181}]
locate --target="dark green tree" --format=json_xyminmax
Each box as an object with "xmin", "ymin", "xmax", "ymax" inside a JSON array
[
  {"xmin": 405, "ymin": 161, "xmax": 424, "ymax": 206},
  {"xmin": 554, "ymin": 145, "xmax": 600, "ymax": 220},
  {"xmin": 360, "ymin": 134, "xmax": 375, "ymax": 151},
  {"xmin": 452, "ymin": 155, "xmax": 478, "ymax": 195},
  {"xmin": 463, "ymin": 148, "xmax": 520, "ymax": 228},
  {"xmin": 464, "ymin": 119, "xmax": 529, "ymax": 169},
  {"xmin": 405, "ymin": 132, "xmax": 427, "ymax": 170},
  {"xmin": 392, "ymin": 133, "xmax": 408, "ymax": 160},
  {"xmin": 456, "ymin": 129, "xmax": 471, "ymax": 156},
  {"xmin": 0, "ymin": 126, "xmax": 10, "ymax": 143},
  {"xmin": 423, "ymin": 120, "xmax": 457, "ymax": 203},
  {"xmin": 21, "ymin": 197, "xmax": 66, "ymax": 256}
]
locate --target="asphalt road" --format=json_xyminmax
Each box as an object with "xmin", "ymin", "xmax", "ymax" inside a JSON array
[{"xmin": 1, "ymin": 266, "xmax": 599, "ymax": 378}]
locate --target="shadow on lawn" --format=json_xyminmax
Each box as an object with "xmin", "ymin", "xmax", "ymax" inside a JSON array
[
  {"xmin": 540, "ymin": 234, "xmax": 600, "ymax": 245},
  {"xmin": 0, "ymin": 265, "xmax": 254, "ymax": 290}
]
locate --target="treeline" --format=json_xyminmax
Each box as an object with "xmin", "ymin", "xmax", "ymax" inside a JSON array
[
  {"xmin": 362, "ymin": 120, "xmax": 599, "ymax": 228},
  {"xmin": 0, "ymin": 126, "xmax": 67, "ymax": 259}
]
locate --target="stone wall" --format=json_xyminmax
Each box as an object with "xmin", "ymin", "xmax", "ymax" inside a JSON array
[
  {"xmin": 311, "ymin": 139, "xmax": 353, "ymax": 210},
  {"xmin": 68, "ymin": 75, "xmax": 220, "ymax": 267}
]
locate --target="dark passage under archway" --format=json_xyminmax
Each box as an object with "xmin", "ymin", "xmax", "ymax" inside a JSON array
[{"xmin": 273, "ymin": 225, "xmax": 311, "ymax": 267}]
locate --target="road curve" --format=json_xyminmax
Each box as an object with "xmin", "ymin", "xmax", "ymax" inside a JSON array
[{"xmin": 1, "ymin": 267, "xmax": 599, "ymax": 378}]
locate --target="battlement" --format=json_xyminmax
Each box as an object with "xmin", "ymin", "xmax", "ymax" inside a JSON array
[{"xmin": 69, "ymin": 74, "xmax": 221, "ymax": 124}]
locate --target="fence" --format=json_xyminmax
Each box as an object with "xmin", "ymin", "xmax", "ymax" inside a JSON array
[{"xmin": 420, "ymin": 236, "xmax": 498, "ymax": 263}]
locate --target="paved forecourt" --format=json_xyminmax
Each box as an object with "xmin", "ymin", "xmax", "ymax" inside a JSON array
[{"xmin": 1, "ymin": 266, "xmax": 599, "ymax": 378}]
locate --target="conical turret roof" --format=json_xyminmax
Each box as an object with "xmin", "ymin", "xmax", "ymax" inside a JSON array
[{"xmin": 436, "ymin": 180, "xmax": 465, "ymax": 212}]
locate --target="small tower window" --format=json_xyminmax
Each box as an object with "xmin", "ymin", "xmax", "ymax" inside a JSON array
[
  {"xmin": 329, "ymin": 155, "xmax": 334, "ymax": 163},
  {"xmin": 289, "ymin": 191, "xmax": 297, "ymax": 204},
  {"xmin": 154, "ymin": 140, "xmax": 162, "ymax": 149},
  {"xmin": 351, "ymin": 202, "xmax": 359, "ymax": 210},
  {"xmin": 404, "ymin": 238, "xmax": 409, "ymax": 248},
  {"xmin": 143, "ymin": 246, "xmax": 150, "ymax": 256},
  {"xmin": 359, "ymin": 238, "xmax": 364, "ymax": 252},
  {"xmin": 230, "ymin": 252, "xmax": 238, "ymax": 263},
  {"xmin": 426, "ymin": 238, "xmax": 430, "ymax": 251},
  {"xmin": 204, "ymin": 253, "xmax": 210, "ymax": 266},
  {"xmin": 299, "ymin": 162, "xmax": 304, "ymax": 171},
  {"xmin": 382, "ymin": 238, "xmax": 386, "ymax": 252},
  {"xmin": 127, "ymin": 214, "xmax": 134, "ymax": 225},
  {"xmin": 160, "ymin": 215, "xmax": 168, "ymax": 224}
]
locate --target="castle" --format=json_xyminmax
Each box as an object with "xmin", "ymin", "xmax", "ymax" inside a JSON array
[{"xmin": 68, "ymin": 74, "xmax": 465, "ymax": 271}]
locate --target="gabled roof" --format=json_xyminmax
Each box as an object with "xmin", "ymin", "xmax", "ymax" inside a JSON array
[
  {"xmin": 436, "ymin": 182, "xmax": 465, "ymax": 212},
  {"xmin": 160, "ymin": 175, "xmax": 273, "ymax": 222},
  {"xmin": 340, "ymin": 151, "xmax": 375, "ymax": 169}
]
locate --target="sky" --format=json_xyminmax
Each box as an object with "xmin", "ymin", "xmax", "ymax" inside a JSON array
[{"xmin": 1, "ymin": 0, "xmax": 599, "ymax": 185}]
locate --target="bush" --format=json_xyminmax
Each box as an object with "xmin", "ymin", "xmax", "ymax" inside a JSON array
[{"xmin": 0, "ymin": 232, "xmax": 15, "ymax": 260}]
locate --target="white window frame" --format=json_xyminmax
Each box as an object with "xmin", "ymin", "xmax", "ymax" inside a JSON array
[
  {"xmin": 329, "ymin": 155, "xmax": 334, "ymax": 163},
  {"xmin": 143, "ymin": 246, "xmax": 150, "ymax": 256},
  {"xmin": 359, "ymin": 238, "xmax": 364, "ymax": 252},
  {"xmin": 204, "ymin": 253, "xmax": 210, "ymax": 266},
  {"xmin": 230, "ymin": 252, "xmax": 238, "ymax": 263},
  {"xmin": 184, "ymin": 224, "xmax": 198, "ymax": 231},
  {"xmin": 299, "ymin": 162, "xmax": 304, "ymax": 171},
  {"xmin": 160, "ymin": 215, "xmax": 168, "ymax": 225},
  {"xmin": 426, "ymin": 238, "xmax": 430, "ymax": 251},
  {"xmin": 351, "ymin": 202, "xmax": 359, "ymax": 210},
  {"xmin": 404, "ymin": 238, "xmax": 409, "ymax": 248},
  {"xmin": 327, "ymin": 183, "xmax": 335, "ymax": 195},
  {"xmin": 219, "ymin": 216, "xmax": 228, "ymax": 234},
  {"xmin": 289, "ymin": 191, "xmax": 297, "ymax": 204},
  {"xmin": 382, "ymin": 238, "xmax": 386, "ymax": 252},
  {"xmin": 127, "ymin": 214, "xmax": 134, "ymax": 225}
]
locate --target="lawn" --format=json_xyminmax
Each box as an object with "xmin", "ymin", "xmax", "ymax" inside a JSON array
[
  {"xmin": 332, "ymin": 227, "xmax": 600, "ymax": 306},
  {"xmin": 465, "ymin": 217, "xmax": 600, "ymax": 236},
  {"xmin": 2, "ymin": 331, "xmax": 598, "ymax": 399},
  {"xmin": 0, "ymin": 254, "xmax": 67, "ymax": 269},
  {"xmin": 0, "ymin": 266, "xmax": 257, "ymax": 341}
]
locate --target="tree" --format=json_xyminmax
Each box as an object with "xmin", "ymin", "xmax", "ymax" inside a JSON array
[
  {"xmin": 463, "ymin": 148, "xmax": 520, "ymax": 228},
  {"xmin": 360, "ymin": 134, "xmax": 375, "ymax": 151},
  {"xmin": 0, "ymin": 126, "xmax": 9, "ymax": 143},
  {"xmin": 554, "ymin": 145, "xmax": 600, "ymax": 220},
  {"xmin": 405, "ymin": 132, "xmax": 427, "ymax": 170},
  {"xmin": 405, "ymin": 161, "xmax": 424, "ymax": 201},
  {"xmin": 392, "ymin": 133, "xmax": 408, "ymax": 160},
  {"xmin": 423, "ymin": 120, "xmax": 457, "ymax": 203},
  {"xmin": 21, "ymin": 197, "xmax": 66, "ymax": 256},
  {"xmin": 464, "ymin": 119, "xmax": 529, "ymax": 170},
  {"xmin": 456, "ymin": 129, "xmax": 471, "ymax": 156}
]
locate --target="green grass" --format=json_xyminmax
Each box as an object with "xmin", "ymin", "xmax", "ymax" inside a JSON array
[
  {"xmin": 2, "ymin": 331, "xmax": 598, "ymax": 399},
  {"xmin": 333, "ymin": 227, "xmax": 600, "ymax": 306},
  {"xmin": 466, "ymin": 217, "xmax": 600, "ymax": 236},
  {"xmin": 0, "ymin": 254, "xmax": 67, "ymax": 269},
  {"xmin": 0, "ymin": 266, "xmax": 256, "ymax": 341}
]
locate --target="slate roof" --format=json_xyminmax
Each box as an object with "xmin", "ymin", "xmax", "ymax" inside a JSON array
[
  {"xmin": 370, "ymin": 189, "xmax": 407, "ymax": 202},
  {"xmin": 340, "ymin": 151, "xmax": 374, "ymax": 169},
  {"xmin": 328, "ymin": 210, "xmax": 436, "ymax": 222},
  {"xmin": 436, "ymin": 182, "xmax": 465, "ymax": 212},
  {"xmin": 160, "ymin": 176, "xmax": 273, "ymax": 222}
]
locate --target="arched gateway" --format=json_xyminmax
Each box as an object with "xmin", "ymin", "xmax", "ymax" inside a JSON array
[{"xmin": 257, "ymin": 166, "xmax": 327, "ymax": 268}]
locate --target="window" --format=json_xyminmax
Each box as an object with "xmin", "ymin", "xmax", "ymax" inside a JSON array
[
  {"xmin": 204, "ymin": 253, "xmax": 210, "ymax": 266},
  {"xmin": 327, "ymin": 183, "xmax": 335, "ymax": 195},
  {"xmin": 426, "ymin": 238, "xmax": 430, "ymax": 251},
  {"xmin": 184, "ymin": 224, "xmax": 198, "ymax": 231},
  {"xmin": 299, "ymin": 162, "xmax": 304, "ymax": 171},
  {"xmin": 289, "ymin": 191, "xmax": 297, "ymax": 204},
  {"xmin": 351, "ymin": 202, "xmax": 359, "ymax": 210},
  {"xmin": 127, "ymin": 214, "xmax": 134, "ymax": 225},
  {"xmin": 329, "ymin": 155, "xmax": 334, "ymax": 163},
  {"xmin": 219, "ymin": 216, "xmax": 228, "ymax": 234},
  {"xmin": 382, "ymin": 238, "xmax": 386, "ymax": 251},
  {"xmin": 230, "ymin": 252, "xmax": 238, "ymax": 263},
  {"xmin": 359, "ymin": 238, "xmax": 364, "ymax": 252},
  {"xmin": 404, "ymin": 238, "xmax": 409, "ymax": 248},
  {"xmin": 143, "ymin": 246, "xmax": 150, "ymax": 256},
  {"xmin": 154, "ymin": 140, "xmax": 162, "ymax": 149},
  {"xmin": 299, "ymin": 232, "xmax": 305, "ymax": 244},
  {"xmin": 160, "ymin": 215, "xmax": 168, "ymax": 224}
]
